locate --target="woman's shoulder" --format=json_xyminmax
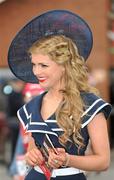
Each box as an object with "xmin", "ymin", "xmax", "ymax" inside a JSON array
[
  {"xmin": 80, "ymin": 91, "xmax": 100, "ymax": 106},
  {"xmin": 81, "ymin": 91, "xmax": 112, "ymax": 128},
  {"xmin": 26, "ymin": 93, "xmax": 42, "ymax": 107},
  {"xmin": 16, "ymin": 92, "xmax": 46, "ymax": 130},
  {"xmin": 25, "ymin": 91, "xmax": 46, "ymax": 109}
]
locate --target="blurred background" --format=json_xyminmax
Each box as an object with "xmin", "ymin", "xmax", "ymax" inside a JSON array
[{"xmin": 0, "ymin": 0, "xmax": 114, "ymax": 179}]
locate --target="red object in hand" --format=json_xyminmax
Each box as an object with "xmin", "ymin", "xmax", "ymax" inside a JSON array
[{"xmin": 39, "ymin": 162, "xmax": 52, "ymax": 180}]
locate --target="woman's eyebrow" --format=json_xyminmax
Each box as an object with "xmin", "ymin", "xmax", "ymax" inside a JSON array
[{"xmin": 31, "ymin": 62, "xmax": 49, "ymax": 65}]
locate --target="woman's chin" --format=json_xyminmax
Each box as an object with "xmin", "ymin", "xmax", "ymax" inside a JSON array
[{"xmin": 39, "ymin": 83, "xmax": 49, "ymax": 90}]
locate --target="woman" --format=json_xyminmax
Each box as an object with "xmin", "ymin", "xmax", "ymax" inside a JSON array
[{"xmin": 8, "ymin": 10, "xmax": 112, "ymax": 180}]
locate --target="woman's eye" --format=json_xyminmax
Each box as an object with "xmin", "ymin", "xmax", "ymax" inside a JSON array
[
  {"xmin": 41, "ymin": 64, "xmax": 48, "ymax": 67},
  {"xmin": 31, "ymin": 63, "xmax": 48, "ymax": 68},
  {"xmin": 31, "ymin": 63, "xmax": 35, "ymax": 67}
]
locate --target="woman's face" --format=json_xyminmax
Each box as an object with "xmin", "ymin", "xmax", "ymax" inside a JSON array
[{"xmin": 31, "ymin": 54, "xmax": 65, "ymax": 90}]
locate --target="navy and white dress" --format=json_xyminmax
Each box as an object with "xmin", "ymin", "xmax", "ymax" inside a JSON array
[{"xmin": 17, "ymin": 91, "xmax": 112, "ymax": 180}]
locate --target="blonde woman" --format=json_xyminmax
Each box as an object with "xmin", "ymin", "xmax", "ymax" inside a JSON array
[{"xmin": 8, "ymin": 10, "xmax": 112, "ymax": 180}]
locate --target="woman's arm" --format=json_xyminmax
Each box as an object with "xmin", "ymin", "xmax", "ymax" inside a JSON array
[
  {"xmin": 27, "ymin": 133, "xmax": 36, "ymax": 151},
  {"xmin": 67, "ymin": 112, "xmax": 110, "ymax": 171},
  {"xmin": 48, "ymin": 113, "xmax": 110, "ymax": 171},
  {"xmin": 25, "ymin": 133, "xmax": 44, "ymax": 166}
]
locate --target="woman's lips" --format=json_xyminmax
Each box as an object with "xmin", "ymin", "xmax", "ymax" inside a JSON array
[{"xmin": 39, "ymin": 78, "xmax": 46, "ymax": 82}]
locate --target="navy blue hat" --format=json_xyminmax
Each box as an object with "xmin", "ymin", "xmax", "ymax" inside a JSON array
[{"xmin": 8, "ymin": 10, "xmax": 93, "ymax": 83}]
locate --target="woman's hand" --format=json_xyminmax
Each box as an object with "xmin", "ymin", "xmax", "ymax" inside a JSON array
[
  {"xmin": 48, "ymin": 148, "xmax": 68, "ymax": 169},
  {"xmin": 25, "ymin": 147, "xmax": 44, "ymax": 167}
]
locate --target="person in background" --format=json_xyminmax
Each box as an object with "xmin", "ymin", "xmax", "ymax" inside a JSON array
[
  {"xmin": 7, "ymin": 79, "xmax": 24, "ymax": 165},
  {"xmin": 0, "ymin": 83, "xmax": 9, "ymax": 164},
  {"xmin": 9, "ymin": 83, "xmax": 44, "ymax": 180},
  {"xmin": 8, "ymin": 10, "xmax": 112, "ymax": 180}
]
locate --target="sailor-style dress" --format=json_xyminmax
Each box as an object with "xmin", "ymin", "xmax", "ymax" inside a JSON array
[{"xmin": 17, "ymin": 91, "xmax": 112, "ymax": 180}]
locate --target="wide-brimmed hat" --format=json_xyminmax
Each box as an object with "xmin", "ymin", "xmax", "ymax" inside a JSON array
[{"xmin": 8, "ymin": 10, "xmax": 93, "ymax": 83}]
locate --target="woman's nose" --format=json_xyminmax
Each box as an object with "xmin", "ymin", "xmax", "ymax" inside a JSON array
[
  {"xmin": 33, "ymin": 66, "xmax": 41, "ymax": 76},
  {"xmin": 33, "ymin": 66, "xmax": 39, "ymax": 76}
]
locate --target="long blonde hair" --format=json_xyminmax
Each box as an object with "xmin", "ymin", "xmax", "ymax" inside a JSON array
[{"xmin": 29, "ymin": 35, "xmax": 98, "ymax": 148}]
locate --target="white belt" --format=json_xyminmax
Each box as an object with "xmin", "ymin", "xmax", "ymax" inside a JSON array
[{"xmin": 34, "ymin": 166, "xmax": 83, "ymax": 177}]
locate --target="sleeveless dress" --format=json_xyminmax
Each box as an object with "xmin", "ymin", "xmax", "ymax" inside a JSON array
[{"xmin": 17, "ymin": 91, "xmax": 112, "ymax": 180}]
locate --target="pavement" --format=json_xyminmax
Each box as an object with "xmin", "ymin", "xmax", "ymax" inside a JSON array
[
  {"xmin": 0, "ymin": 149, "xmax": 114, "ymax": 180},
  {"xmin": 0, "ymin": 165, "xmax": 11, "ymax": 180}
]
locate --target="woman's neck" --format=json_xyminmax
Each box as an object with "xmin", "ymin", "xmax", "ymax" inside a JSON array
[
  {"xmin": 45, "ymin": 89, "xmax": 63, "ymax": 100},
  {"xmin": 45, "ymin": 81, "xmax": 65, "ymax": 100}
]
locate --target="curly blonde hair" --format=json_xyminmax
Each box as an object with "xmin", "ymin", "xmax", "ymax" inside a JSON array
[{"xmin": 29, "ymin": 35, "xmax": 98, "ymax": 148}]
